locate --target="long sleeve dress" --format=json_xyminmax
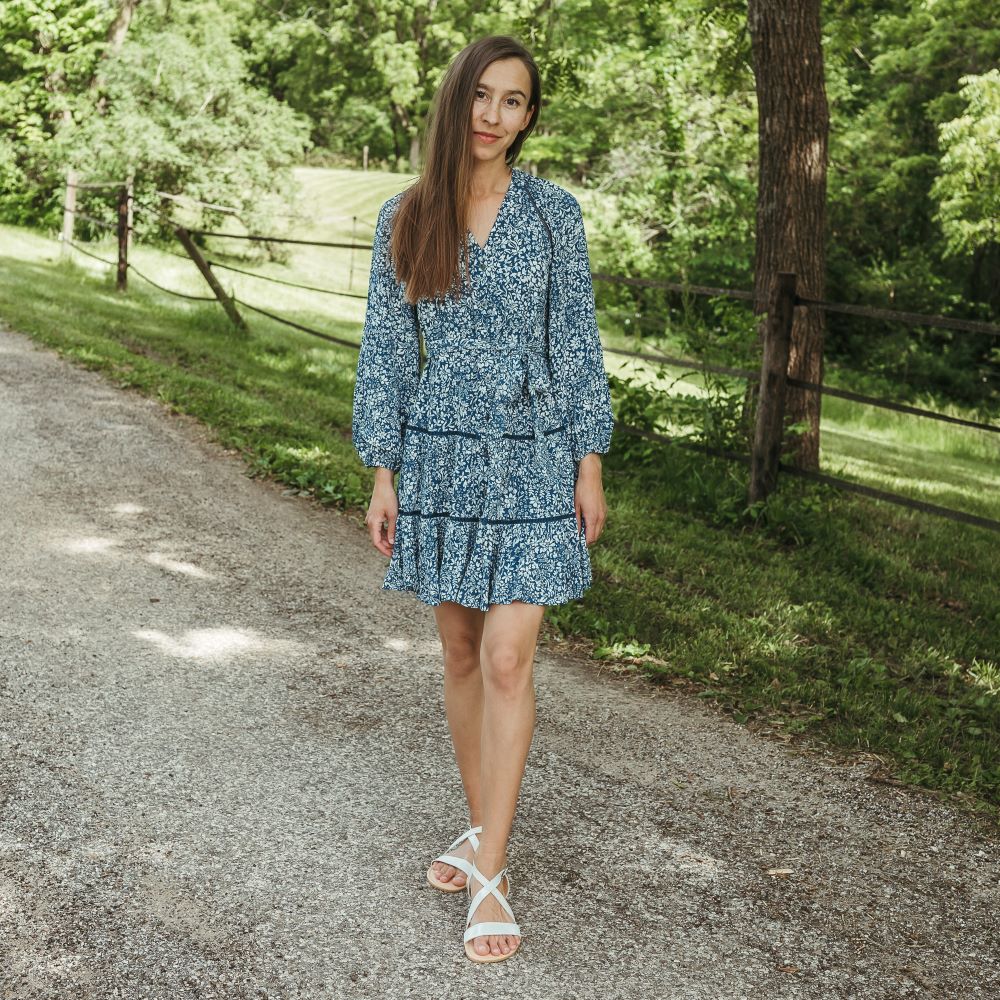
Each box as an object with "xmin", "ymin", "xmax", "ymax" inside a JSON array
[{"xmin": 351, "ymin": 164, "xmax": 614, "ymax": 611}]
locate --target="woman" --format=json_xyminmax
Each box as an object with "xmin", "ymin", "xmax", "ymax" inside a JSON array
[{"xmin": 351, "ymin": 34, "xmax": 613, "ymax": 963}]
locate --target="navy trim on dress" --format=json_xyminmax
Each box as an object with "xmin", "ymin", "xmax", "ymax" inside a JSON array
[
  {"xmin": 398, "ymin": 509, "xmax": 576, "ymax": 525},
  {"xmin": 402, "ymin": 421, "xmax": 566, "ymax": 441}
]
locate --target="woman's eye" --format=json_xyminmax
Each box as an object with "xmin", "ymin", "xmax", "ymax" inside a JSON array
[{"xmin": 474, "ymin": 89, "xmax": 520, "ymax": 107}]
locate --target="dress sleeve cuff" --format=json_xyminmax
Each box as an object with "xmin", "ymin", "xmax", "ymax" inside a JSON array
[
  {"xmin": 570, "ymin": 412, "xmax": 614, "ymax": 462},
  {"xmin": 353, "ymin": 434, "xmax": 402, "ymax": 472}
]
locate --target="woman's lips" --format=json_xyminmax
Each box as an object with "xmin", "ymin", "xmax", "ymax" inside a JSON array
[{"xmin": 474, "ymin": 132, "xmax": 500, "ymax": 144}]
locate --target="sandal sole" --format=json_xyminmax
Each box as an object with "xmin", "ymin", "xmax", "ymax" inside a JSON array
[{"xmin": 426, "ymin": 867, "xmax": 469, "ymax": 893}]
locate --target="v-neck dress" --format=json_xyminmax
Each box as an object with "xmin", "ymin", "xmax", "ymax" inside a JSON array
[{"xmin": 351, "ymin": 165, "xmax": 614, "ymax": 611}]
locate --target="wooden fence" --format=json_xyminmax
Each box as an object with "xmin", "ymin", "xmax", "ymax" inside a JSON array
[{"xmin": 57, "ymin": 175, "xmax": 1000, "ymax": 534}]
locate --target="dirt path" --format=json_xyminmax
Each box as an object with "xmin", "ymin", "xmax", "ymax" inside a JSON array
[{"xmin": 0, "ymin": 326, "xmax": 997, "ymax": 1000}]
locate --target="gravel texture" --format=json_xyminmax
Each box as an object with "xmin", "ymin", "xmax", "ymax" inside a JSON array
[{"xmin": 0, "ymin": 326, "xmax": 997, "ymax": 1000}]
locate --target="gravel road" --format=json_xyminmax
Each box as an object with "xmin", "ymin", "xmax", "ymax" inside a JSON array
[{"xmin": 1, "ymin": 326, "xmax": 997, "ymax": 1000}]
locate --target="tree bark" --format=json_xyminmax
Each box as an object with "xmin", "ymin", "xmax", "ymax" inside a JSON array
[
  {"xmin": 93, "ymin": 0, "xmax": 141, "ymax": 113},
  {"xmin": 105, "ymin": 0, "xmax": 140, "ymax": 52},
  {"xmin": 747, "ymin": 0, "xmax": 830, "ymax": 470}
]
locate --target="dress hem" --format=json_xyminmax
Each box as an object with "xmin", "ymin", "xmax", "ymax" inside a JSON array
[{"xmin": 380, "ymin": 578, "xmax": 586, "ymax": 612}]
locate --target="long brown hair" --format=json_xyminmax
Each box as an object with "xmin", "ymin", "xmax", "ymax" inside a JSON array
[{"xmin": 390, "ymin": 36, "xmax": 541, "ymax": 305}]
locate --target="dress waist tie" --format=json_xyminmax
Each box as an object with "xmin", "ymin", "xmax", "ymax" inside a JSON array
[{"xmin": 430, "ymin": 345, "xmax": 561, "ymax": 523}]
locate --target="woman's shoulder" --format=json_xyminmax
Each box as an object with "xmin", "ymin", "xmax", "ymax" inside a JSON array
[
  {"xmin": 517, "ymin": 167, "xmax": 582, "ymax": 224},
  {"xmin": 376, "ymin": 188, "xmax": 407, "ymax": 226}
]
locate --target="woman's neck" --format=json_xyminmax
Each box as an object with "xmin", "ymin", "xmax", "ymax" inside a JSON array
[{"xmin": 470, "ymin": 161, "xmax": 513, "ymax": 199}]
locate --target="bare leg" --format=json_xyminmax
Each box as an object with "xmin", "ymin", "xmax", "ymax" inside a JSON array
[
  {"xmin": 429, "ymin": 600, "xmax": 486, "ymax": 888},
  {"xmin": 467, "ymin": 599, "xmax": 545, "ymax": 958}
]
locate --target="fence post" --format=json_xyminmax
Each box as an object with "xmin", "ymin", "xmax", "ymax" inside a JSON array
[
  {"xmin": 174, "ymin": 225, "xmax": 247, "ymax": 332},
  {"xmin": 349, "ymin": 215, "xmax": 357, "ymax": 290},
  {"xmin": 749, "ymin": 271, "xmax": 797, "ymax": 506},
  {"xmin": 62, "ymin": 168, "xmax": 78, "ymax": 257},
  {"xmin": 116, "ymin": 184, "xmax": 130, "ymax": 292},
  {"xmin": 125, "ymin": 172, "xmax": 135, "ymax": 252}
]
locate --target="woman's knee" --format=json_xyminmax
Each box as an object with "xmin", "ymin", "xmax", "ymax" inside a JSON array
[
  {"xmin": 481, "ymin": 643, "xmax": 532, "ymax": 695},
  {"xmin": 441, "ymin": 631, "xmax": 481, "ymax": 678}
]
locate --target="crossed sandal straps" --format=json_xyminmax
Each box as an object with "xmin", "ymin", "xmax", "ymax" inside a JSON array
[
  {"xmin": 464, "ymin": 861, "xmax": 521, "ymax": 963},
  {"xmin": 426, "ymin": 825, "xmax": 483, "ymax": 893}
]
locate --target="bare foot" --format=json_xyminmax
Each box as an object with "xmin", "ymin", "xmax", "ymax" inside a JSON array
[{"xmin": 466, "ymin": 859, "xmax": 519, "ymax": 958}]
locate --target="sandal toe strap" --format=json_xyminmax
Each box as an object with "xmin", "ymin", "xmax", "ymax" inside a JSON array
[
  {"xmin": 433, "ymin": 853, "xmax": 474, "ymax": 877},
  {"xmin": 464, "ymin": 921, "xmax": 521, "ymax": 942}
]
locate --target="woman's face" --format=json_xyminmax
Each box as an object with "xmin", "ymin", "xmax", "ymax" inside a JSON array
[{"xmin": 470, "ymin": 57, "xmax": 534, "ymax": 166}]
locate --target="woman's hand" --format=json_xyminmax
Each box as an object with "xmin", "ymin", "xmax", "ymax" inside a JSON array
[
  {"xmin": 365, "ymin": 468, "xmax": 399, "ymax": 557},
  {"xmin": 575, "ymin": 453, "xmax": 607, "ymax": 546}
]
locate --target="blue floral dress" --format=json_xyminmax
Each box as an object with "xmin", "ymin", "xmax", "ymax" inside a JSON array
[{"xmin": 352, "ymin": 165, "xmax": 614, "ymax": 611}]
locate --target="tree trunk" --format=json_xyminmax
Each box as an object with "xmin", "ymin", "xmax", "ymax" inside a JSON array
[
  {"xmin": 409, "ymin": 130, "xmax": 421, "ymax": 173},
  {"xmin": 105, "ymin": 0, "xmax": 140, "ymax": 52},
  {"xmin": 747, "ymin": 0, "xmax": 830, "ymax": 470},
  {"xmin": 93, "ymin": 0, "xmax": 141, "ymax": 113}
]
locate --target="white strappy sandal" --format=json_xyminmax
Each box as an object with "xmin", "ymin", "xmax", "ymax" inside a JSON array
[
  {"xmin": 426, "ymin": 825, "xmax": 483, "ymax": 893},
  {"xmin": 463, "ymin": 861, "xmax": 521, "ymax": 963}
]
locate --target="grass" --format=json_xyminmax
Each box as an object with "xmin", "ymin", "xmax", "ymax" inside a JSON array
[{"xmin": 2, "ymin": 169, "xmax": 999, "ymax": 817}]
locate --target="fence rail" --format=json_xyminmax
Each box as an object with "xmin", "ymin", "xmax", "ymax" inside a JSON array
[
  {"xmin": 594, "ymin": 271, "xmax": 1000, "ymax": 338},
  {"xmin": 57, "ymin": 176, "xmax": 999, "ymax": 535},
  {"xmin": 206, "ymin": 259, "xmax": 368, "ymax": 300},
  {"xmin": 614, "ymin": 422, "xmax": 1000, "ymax": 534}
]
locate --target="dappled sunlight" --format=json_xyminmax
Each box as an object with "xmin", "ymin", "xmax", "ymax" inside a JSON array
[
  {"xmin": 940, "ymin": 653, "xmax": 1000, "ymax": 697},
  {"xmin": 276, "ymin": 444, "xmax": 333, "ymax": 464},
  {"xmin": 968, "ymin": 659, "xmax": 1000, "ymax": 697},
  {"xmin": 302, "ymin": 354, "xmax": 354, "ymax": 378},
  {"xmin": 657, "ymin": 837, "xmax": 724, "ymax": 883},
  {"xmin": 822, "ymin": 462, "xmax": 996, "ymax": 511},
  {"xmin": 254, "ymin": 351, "xmax": 299, "ymax": 373},
  {"xmin": 821, "ymin": 425, "xmax": 1000, "ymax": 519},
  {"xmin": 132, "ymin": 626, "xmax": 303, "ymax": 662},
  {"xmin": 823, "ymin": 421, "xmax": 1000, "ymax": 468},
  {"xmin": 52, "ymin": 536, "xmax": 121, "ymax": 555},
  {"xmin": 382, "ymin": 635, "xmax": 446, "ymax": 656},
  {"xmin": 145, "ymin": 552, "xmax": 213, "ymax": 579},
  {"xmin": 45, "ymin": 535, "xmax": 218, "ymax": 577},
  {"xmin": 110, "ymin": 502, "xmax": 146, "ymax": 515}
]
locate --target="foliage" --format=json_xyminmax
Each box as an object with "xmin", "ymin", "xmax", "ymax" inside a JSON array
[
  {"xmin": 0, "ymin": 0, "xmax": 109, "ymax": 221},
  {"xmin": 610, "ymin": 367, "xmax": 749, "ymax": 459},
  {"xmin": 232, "ymin": 0, "xmax": 527, "ymax": 168},
  {"xmin": 933, "ymin": 69, "xmax": 1000, "ymax": 257},
  {"xmin": 820, "ymin": 0, "xmax": 1000, "ymax": 396}
]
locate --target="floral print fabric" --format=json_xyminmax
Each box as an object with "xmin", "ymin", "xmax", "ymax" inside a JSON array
[{"xmin": 352, "ymin": 164, "xmax": 614, "ymax": 611}]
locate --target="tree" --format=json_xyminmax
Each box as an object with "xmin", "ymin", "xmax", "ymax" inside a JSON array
[
  {"xmin": 235, "ymin": 0, "xmax": 497, "ymax": 171},
  {"xmin": 933, "ymin": 70, "xmax": 1000, "ymax": 252},
  {"xmin": 747, "ymin": 0, "xmax": 830, "ymax": 471},
  {"xmin": 0, "ymin": 1, "xmax": 310, "ymax": 234}
]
